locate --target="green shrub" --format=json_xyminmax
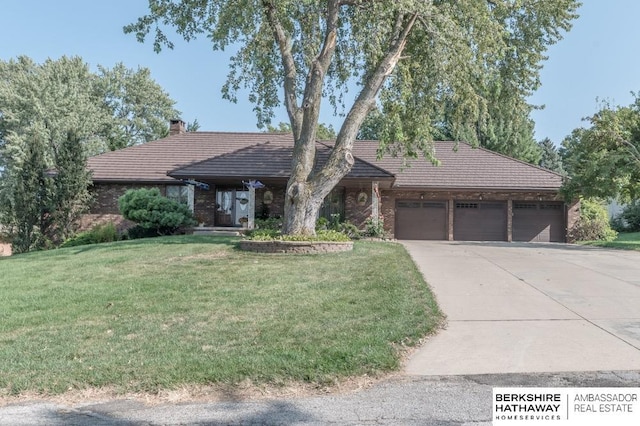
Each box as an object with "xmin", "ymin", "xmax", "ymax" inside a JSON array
[
  {"xmin": 245, "ymin": 228, "xmax": 280, "ymax": 239},
  {"xmin": 363, "ymin": 215, "xmax": 386, "ymax": 238},
  {"xmin": 61, "ymin": 223, "xmax": 119, "ymax": 248},
  {"xmin": 619, "ymin": 201, "xmax": 640, "ymax": 232},
  {"xmin": 315, "ymin": 216, "xmax": 330, "ymax": 231},
  {"xmin": 570, "ymin": 198, "xmax": 617, "ymax": 242},
  {"xmin": 118, "ymin": 188, "xmax": 196, "ymax": 236},
  {"xmin": 254, "ymin": 216, "xmax": 282, "ymax": 231},
  {"xmin": 247, "ymin": 229, "xmax": 351, "ymax": 242},
  {"xmin": 315, "ymin": 215, "xmax": 360, "ymax": 238},
  {"xmin": 123, "ymin": 225, "xmax": 160, "ymax": 240},
  {"xmin": 286, "ymin": 230, "xmax": 351, "ymax": 242},
  {"xmin": 337, "ymin": 221, "xmax": 361, "ymax": 239},
  {"xmin": 610, "ymin": 215, "xmax": 627, "ymax": 232}
]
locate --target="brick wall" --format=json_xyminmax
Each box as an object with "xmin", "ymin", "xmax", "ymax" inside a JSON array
[
  {"xmin": 90, "ymin": 183, "xmax": 161, "ymax": 215},
  {"xmin": 87, "ymin": 182, "xmax": 205, "ymax": 230},
  {"xmin": 345, "ymin": 187, "xmax": 373, "ymax": 228},
  {"xmin": 255, "ymin": 187, "xmax": 286, "ymax": 219},
  {"xmin": 87, "ymin": 182, "xmax": 578, "ymax": 242},
  {"xmin": 193, "ymin": 185, "xmax": 217, "ymax": 226}
]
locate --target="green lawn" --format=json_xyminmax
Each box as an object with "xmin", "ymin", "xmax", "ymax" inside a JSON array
[
  {"xmin": 582, "ymin": 232, "xmax": 640, "ymax": 250},
  {"xmin": 0, "ymin": 236, "xmax": 442, "ymax": 396}
]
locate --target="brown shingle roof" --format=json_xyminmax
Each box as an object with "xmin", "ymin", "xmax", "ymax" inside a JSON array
[
  {"xmin": 168, "ymin": 141, "xmax": 394, "ymax": 181},
  {"xmin": 352, "ymin": 141, "xmax": 563, "ymax": 190},
  {"xmin": 87, "ymin": 132, "xmax": 294, "ymax": 183},
  {"xmin": 88, "ymin": 132, "xmax": 563, "ymax": 191}
]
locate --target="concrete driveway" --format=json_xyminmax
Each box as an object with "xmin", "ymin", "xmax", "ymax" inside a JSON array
[{"xmin": 402, "ymin": 241, "xmax": 640, "ymax": 375}]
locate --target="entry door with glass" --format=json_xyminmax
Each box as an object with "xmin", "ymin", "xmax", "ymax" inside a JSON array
[{"xmin": 215, "ymin": 189, "xmax": 249, "ymax": 226}]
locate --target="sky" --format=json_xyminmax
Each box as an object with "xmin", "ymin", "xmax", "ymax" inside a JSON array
[{"xmin": 1, "ymin": 1, "xmax": 639, "ymax": 145}]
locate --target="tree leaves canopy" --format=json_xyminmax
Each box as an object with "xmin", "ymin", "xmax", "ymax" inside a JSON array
[
  {"xmin": 0, "ymin": 56, "xmax": 181, "ymax": 250},
  {"xmin": 538, "ymin": 137, "xmax": 564, "ymax": 174},
  {"xmin": 98, "ymin": 63, "xmax": 180, "ymax": 150},
  {"xmin": 561, "ymin": 96, "xmax": 640, "ymax": 202},
  {"xmin": 0, "ymin": 56, "xmax": 180, "ymax": 159},
  {"xmin": 126, "ymin": 0, "xmax": 579, "ymax": 158},
  {"xmin": 267, "ymin": 121, "xmax": 336, "ymax": 140}
]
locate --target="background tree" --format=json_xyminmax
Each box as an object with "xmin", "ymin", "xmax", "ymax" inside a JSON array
[
  {"xmin": 267, "ymin": 122, "xmax": 336, "ymax": 140},
  {"xmin": 98, "ymin": 63, "xmax": 180, "ymax": 150},
  {"xmin": 359, "ymin": 101, "xmax": 542, "ymax": 165},
  {"xmin": 49, "ymin": 131, "xmax": 93, "ymax": 243},
  {"xmin": 186, "ymin": 119, "xmax": 201, "ymax": 132},
  {"xmin": 0, "ymin": 56, "xmax": 181, "ymax": 251},
  {"xmin": 127, "ymin": 0, "xmax": 579, "ymax": 235},
  {"xmin": 4, "ymin": 129, "xmax": 52, "ymax": 253},
  {"xmin": 538, "ymin": 137, "xmax": 565, "ymax": 174},
  {"xmin": 561, "ymin": 96, "xmax": 640, "ymax": 201}
]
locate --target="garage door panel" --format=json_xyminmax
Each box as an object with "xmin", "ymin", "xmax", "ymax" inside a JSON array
[
  {"xmin": 454, "ymin": 201, "xmax": 507, "ymax": 241},
  {"xmin": 513, "ymin": 202, "xmax": 564, "ymax": 242},
  {"xmin": 396, "ymin": 200, "xmax": 447, "ymax": 240}
]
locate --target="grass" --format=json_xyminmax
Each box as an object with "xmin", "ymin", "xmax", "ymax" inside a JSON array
[
  {"xmin": 0, "ymin": 235, "xmax": 441, "ymax": 396},
  {"xmin": 582, "ymin": 231, "xmax": 640, "ymax": 250}
]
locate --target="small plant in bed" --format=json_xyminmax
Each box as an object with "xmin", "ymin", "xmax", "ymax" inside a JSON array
[{"xmin": 246, "ymin": 229, "xmax": 351, "ymax": 242}]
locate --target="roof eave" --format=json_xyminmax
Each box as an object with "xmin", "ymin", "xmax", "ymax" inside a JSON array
[
  {"xmin": 390, "ymin": 185, "xmax": 562, "ymax": 192},
  {"xmin": 91, "ymin": 177, "xmax": 180, "ymax": 185}
]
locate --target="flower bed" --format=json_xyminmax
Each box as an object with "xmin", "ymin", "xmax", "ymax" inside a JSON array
[{"xmin": 239, "ymin": 240, "xmax": 353, "ymax": 254}]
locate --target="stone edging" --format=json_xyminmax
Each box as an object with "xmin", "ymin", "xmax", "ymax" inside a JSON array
[{"xmin": 239, "ymin": 240, "xmax": 354, "ymax": 254}]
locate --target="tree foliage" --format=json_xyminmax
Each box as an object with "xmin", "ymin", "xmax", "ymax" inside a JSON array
[
  {"xmin": 617, "ymin": 201, "xmax": 640, "ymax": 232},
  {"xmin": 267, "ymin": 121, "xmax": 336, "ymax": 140},
  {"xmin": 561, "ymin": 96, "xmax": 640, "ymax": 201},
  {"xmin": 359, "ymin": 104, "xmax": 542, "ymax": 164},
  {"xmin": 0, "ymin": 56, "xmax": 180, "ymax": 251},
  {"xmin": 127, "ymin": 0, "xmax": 579, "ymax": 235},
  {"xmin": 0, "ymin": 56, "xmax": 180, "ymax": 157},
  {"xmin": 97, "ymin": 63, "xmax": 180, "ymax": 150},
  {"xmin": 538, "ymin": 137, "xmax": 565, "ymax": 174},
  {"xmin": 3, "ymin": 130, "xmax": 52, "ymax": 253}
]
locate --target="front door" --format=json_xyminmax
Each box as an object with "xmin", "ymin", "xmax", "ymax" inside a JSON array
[{"xmin": 215, "ymin": 189, "xmax": 249, "ymax": 226}]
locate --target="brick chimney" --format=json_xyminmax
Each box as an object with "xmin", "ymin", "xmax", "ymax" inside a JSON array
[{"xmin": 169, "ymin": 119, "xmax": 186, "ymax": 135}]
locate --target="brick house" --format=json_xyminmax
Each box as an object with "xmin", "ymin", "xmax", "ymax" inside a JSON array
[{"xmin": 86, "ymin": 120, "xmax": 578, "ymax": 242}]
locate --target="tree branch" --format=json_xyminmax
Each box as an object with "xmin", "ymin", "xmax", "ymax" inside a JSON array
[
  {"xmin": 289, "ymin": 0, "xmax": 342, "ymax": 183},
  {"xmin": 338, "ymin": 0, "xmax": 370, "ymax": 7},
  {"xmin": 313, "ymin": 12, "xmax": 419, "ymax": 189},
  {"xmin": 262, "ymin": 0, "xmax": 302, "ymax": 138},
  {"xmin": 620, "ymin": 139, "xmax": 640, "ymax": 166}
]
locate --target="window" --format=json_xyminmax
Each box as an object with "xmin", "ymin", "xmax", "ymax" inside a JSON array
[
  {"xmin": 514, "ymin": 203, "xmax": 537, "ymax": 210},
  {"xmin": 166, "ymin": 185, "xmax": 194, "ymax": 211},
  {"xmin": 456, "ymin": 202, "xmax": 479, "ymax": 209},
  {"xmin": 541, "ymin": 203, "xmax": 562, "ymax": 210}
]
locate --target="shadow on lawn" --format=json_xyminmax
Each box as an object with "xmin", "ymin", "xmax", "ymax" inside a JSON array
[{"xmin": 64, "ymin": 235, "xmax": 239, "ymax": 255}]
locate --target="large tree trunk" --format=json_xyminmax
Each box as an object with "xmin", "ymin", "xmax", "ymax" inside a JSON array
[
  {"xmin": 283, "ymin": 181, "xmax": 324, "ymax": 235},
  {"xmin": 264, "ymin": 3, "xmax": 417, "ymax": 235}
]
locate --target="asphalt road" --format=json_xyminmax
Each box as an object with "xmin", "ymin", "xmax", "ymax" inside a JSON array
[{"xmin": 2, "ymin": 371, "xmax": 639, "ymax": 425}]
